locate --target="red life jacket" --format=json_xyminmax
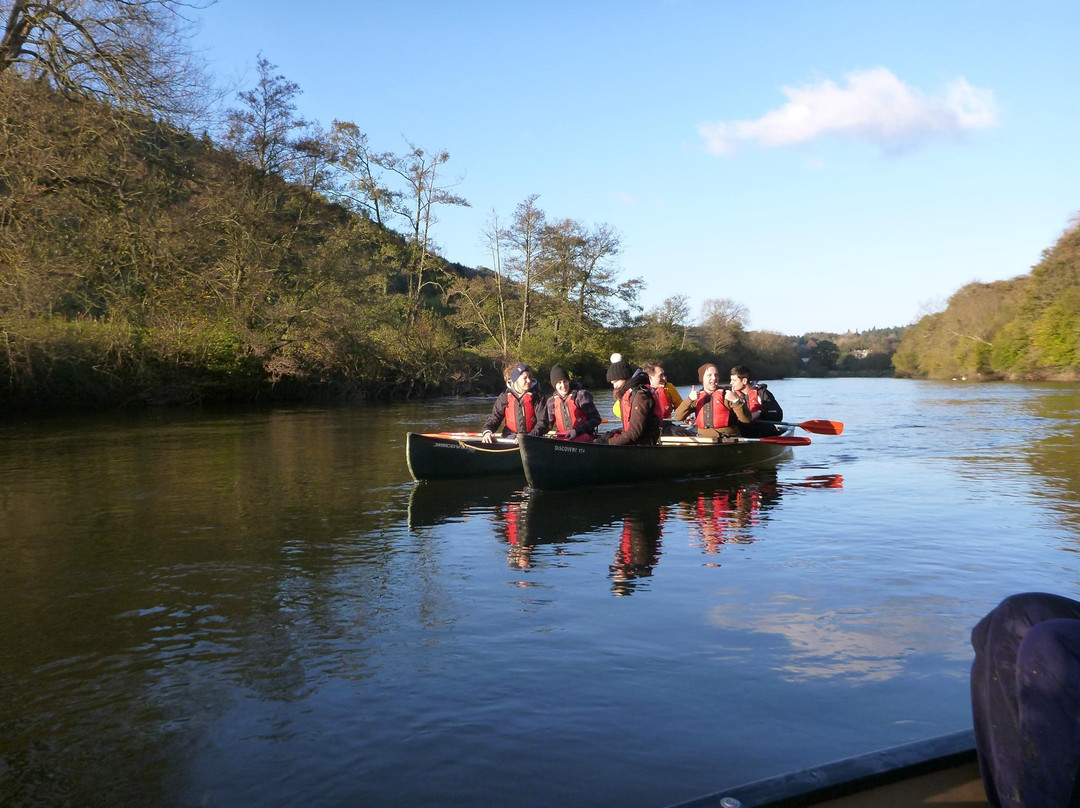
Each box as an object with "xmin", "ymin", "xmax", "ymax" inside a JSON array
[
  {"xmin": 552, "ymin": 393, "xmax": 586, "ymax": 433},
  {"xmin": 744, "ymin": 387, "xmax": 761, "ymax": 416},
  {"xmin": 693, "ymin": 390, "xmax": 733, "ymax": 429},
  {"xmin": 651, "ymin": 385, "xmax": 674, "ymax": 418},
  {"xmin": 504, "ymin": 391, "xmax": 537, "ymax": 434}
]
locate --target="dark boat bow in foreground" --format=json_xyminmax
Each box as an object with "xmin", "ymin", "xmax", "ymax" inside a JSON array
[{"xmin": 664, "ymin": 729, "xmax": 984, "ymax": 808}]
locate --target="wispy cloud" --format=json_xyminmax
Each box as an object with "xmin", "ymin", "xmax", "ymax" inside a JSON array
[{"xmin": 698, "ymin": 67, "xmax": 998, "ymax": 157}]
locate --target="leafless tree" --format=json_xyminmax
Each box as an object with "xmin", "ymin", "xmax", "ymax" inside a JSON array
[{"xmin": 1, "ymin": 0, "xmax": 216, "ymax": 124}]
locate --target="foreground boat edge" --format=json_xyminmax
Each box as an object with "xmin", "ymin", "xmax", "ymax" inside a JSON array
[{"xmin": 662, "ymin": 729, "xmax": 982, "ymax": 808}]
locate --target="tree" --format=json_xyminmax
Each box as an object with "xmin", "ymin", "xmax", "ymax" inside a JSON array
[
  {"xmin": 1, "ymin": 0, "xmax": 213, "ymax": 123},
  {"xmin": 291, "ymin": 122, "xmax": 337, "ymax": 196},
  {"xmin": 809, "ymin": 339, "xmax": 840, "ymax": 370},
  {"xmin": 700, "ymin": 298, "xmax": 747, "ymax": 354},
  {"xmin": 224, "ymin": 54, "xmax": 307, "ymax": 179},
  {"xmin": 382, "ymin": 141, "xmax": 469, "ymax": 311},
  {"xmin": 568, "ymin": 222, "xmax": 623, "ymax": 322},
  {"xmin": 328, "ymin": 120, "xmax": 398, "ymax": 227},
  {"xmin": 503, "ymin": 194, "xmax": 546, "ymax": 348}
]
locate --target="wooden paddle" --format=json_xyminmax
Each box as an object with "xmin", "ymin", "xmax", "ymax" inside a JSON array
[
  {"xmin": 742, "ymin": 435, "xmax": 811, "ymax": 445},
  {"xmin": 660, "ymin": 434, "xmax": 811, "ymax": 446}
]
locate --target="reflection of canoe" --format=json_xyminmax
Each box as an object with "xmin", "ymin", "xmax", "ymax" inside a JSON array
[
  {"xmin": 406, "ymin": 476, "xmax": 526, "ymax": 530},
  {"xmin": 518, "ymin": 431, "xmax": 798, "ymax": 490},
  {"xmin": 664, "ymin": 730, "xmax": 983, "ymax": 808},
  {"xmin": 520, "ymin": 474, "xmax": 783, "ymax": 546},
  {"xmin": 406, "ymin": 431, "xmax": 523, "ymax": 481}
]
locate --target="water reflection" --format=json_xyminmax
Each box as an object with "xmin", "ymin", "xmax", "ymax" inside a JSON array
[
  {"xmin": 406, "ymin": 471, "xmax": 843, "ymax": 594},
  {"xmin": 406, "ymin": 476, "xmax": 527, "ymax": 531}
]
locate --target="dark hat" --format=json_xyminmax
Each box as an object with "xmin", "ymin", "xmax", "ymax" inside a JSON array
[
  {"xmin": 606, "ymin": 353, "xmax": 632, "ymax": 382},
  {"xmin": 509, "ymin": 363, "xmax": 533, "ymax": 385},
  {"xmin": 550, "ymin": 364, "xmax": 570, "ymax": 386},
  {"xmin": 698, "ymin": 363, "xmax": 718, "ymax": 383}
]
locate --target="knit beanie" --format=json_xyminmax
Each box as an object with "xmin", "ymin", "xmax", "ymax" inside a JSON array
[
  {"xmin": 509, "ymin": 363, "xmax": 532, "ymax": 385},
  {"xmin": 549, "ymin": 364, "xmax": 570, "ymax": 386},
  {"xmin": 698, "ymin": 363, "xmax": 718, "ymax": 383},
  {"xmin": 606, "ymin": 353, "xmax": 632, "ymax": 382}
]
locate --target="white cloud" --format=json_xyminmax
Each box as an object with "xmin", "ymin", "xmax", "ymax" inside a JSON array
[{"xmin": 698, "ymin": 67, "xmax": 998, "ymax": 157}]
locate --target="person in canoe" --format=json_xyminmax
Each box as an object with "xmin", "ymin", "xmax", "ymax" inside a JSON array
[
  {"xmin": 673, "ymin": 362, "xmax": 751, "ymax": 437},
  {"xmin": 644, "ymin": 361, "xmax": 682, "ymax": 419},
  {"xmin": 546, "ymin": 364, "xmax": 602, "ymax": 442},
  {"xmin": 644, "ymin": 360, "xmax": 696, "ymax": 437},
  {"xmin": 595, "ymin": 354, "xmax": 662, "ymax": 446},
  {"xmin": 612, "ymin": 360, "xmax": 682, "ymax": 423},
  {"xmin": 729, "ymin": 364, "xmax": 784, "ymax": 438},
  {"xmin": 480, "ymin": 363, "xmax": 549, "ymax": 443}
]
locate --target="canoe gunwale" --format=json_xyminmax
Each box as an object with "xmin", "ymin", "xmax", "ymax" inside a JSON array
[{"xmin": 663, "ymin": 729, "xmax": 979, "ymax": 808}]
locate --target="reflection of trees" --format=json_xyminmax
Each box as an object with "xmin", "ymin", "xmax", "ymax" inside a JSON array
[
  {"xmin": 1023, "ymin": 388, "xmax": 1080, "ymax": 539},
  {"xmin": 0, "ymin": 407, "xmax": 424, "ymax": 807}
]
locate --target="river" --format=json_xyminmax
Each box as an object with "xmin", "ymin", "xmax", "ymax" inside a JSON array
[{"xmin": 3, "ymin": 377, "xmax": 1080, "ymax": 807}]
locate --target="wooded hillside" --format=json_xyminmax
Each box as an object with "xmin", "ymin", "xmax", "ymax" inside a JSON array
[{"xmin": 894, "ymin": 219, "xmax": 1080, "ymax": 380}]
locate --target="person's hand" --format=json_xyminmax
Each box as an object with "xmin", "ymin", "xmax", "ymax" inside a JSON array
[
  {"xmin": 481, "ymin": 429, "xmax": 493, "ymax": 444},
  {"xmin": 689, "ymin": 384, "xmax": 699, "ymax": 401},
  {"xmin": 566, "ymin": 428, "xmax": 577, "ymax": 440}
]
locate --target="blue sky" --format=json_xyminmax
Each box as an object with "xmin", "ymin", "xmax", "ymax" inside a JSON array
[{"xmin": 194, "ymin": 1, "xmax": 1080, "ymax": 335}]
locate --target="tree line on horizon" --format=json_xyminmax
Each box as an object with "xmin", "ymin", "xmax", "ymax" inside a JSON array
[{"xmin": 3, "ymin": 2, "xmax": 1071, "ymax": 410}]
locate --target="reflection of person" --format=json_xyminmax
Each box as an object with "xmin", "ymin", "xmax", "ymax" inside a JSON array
[
  {"xmin": 673, "ymin": 363, "xmax": 751, "ymax": 437},
  {"xmin": 596, "ymin": 354, "xmax": 661, "ymax": 446},
  {"xmin": 610, "ymin": 508, "xmax": 665, "ymax": 596},
  {"xmin": 481, "ymin": 363, "xmax": 549, "ymax": 443},
  {"xmin": 971, "ymin": 592, "xmax": 1080, "ymax": 808},
  {"xmin": 729, "ymin": 364, "xmax": 783, "ymax": 438},
  {"xmin": 502, "ymin": 501, "xmax": 533, "ymax": 569},
  {"xmin": 546, "ymin": 364, "xmax": 602, "ymax": 441},
  {"xmin": 690, "ymin": 488, "xmax": 760, "ymax": 553}
]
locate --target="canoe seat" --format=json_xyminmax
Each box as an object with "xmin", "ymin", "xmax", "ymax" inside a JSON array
[{"xmin": 659, "ymin": 435, "xmax": 718, "ymax": 445}]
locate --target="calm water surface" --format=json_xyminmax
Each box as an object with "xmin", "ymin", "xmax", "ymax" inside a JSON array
[{"xmin": 3, "ymin": 378, "xmax": 1080, "ymax": 807}]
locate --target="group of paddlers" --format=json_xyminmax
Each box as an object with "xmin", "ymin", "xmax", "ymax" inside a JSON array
[{"xmin": 480, "ymin": 354, "xmax": 783, "ymax": 446}]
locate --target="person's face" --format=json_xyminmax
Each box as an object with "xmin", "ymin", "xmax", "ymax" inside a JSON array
[
  {"xmin": 701, "ymin": 366, "xmax": 719, "ymax": 392},
  {"xmin": 555, "ymin": 379, "xmax": 570, "ymax": 397},
  {"xmin": 648, "ymin": 368, "xmax": 666, "ymax": 388},
  {"xmin": 730, "ymin": 374, "xmax": 749, "ymax": 392},
  {"xmin": 610, "ymin": 378, "xmax": 624, "ymax": 392},
  {"xmin": 513, "ymin": 371, "xmax": 533, "ymax": 394}
]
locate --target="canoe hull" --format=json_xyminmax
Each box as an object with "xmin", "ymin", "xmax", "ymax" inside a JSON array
[
  {"xmin": 406, "ymin": 432, "xmax": 523, "ymax": 481},
  {"xmin": 518, "ymin": 432, "xmax": 794, "ymax": 490}
]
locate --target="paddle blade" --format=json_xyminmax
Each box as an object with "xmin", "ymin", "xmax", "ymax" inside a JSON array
[
  {"xmin": 795, "ymin": 419, "xmax": 844, "ymax": 435},
  {"xmin": 760, "ymin": 436, "xmax": 812, "ymax": 446}
]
